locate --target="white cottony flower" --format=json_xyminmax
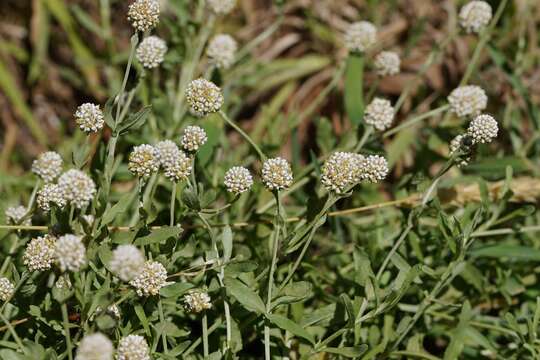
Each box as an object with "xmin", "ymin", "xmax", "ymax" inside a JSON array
[
  {"xmin": 185, "ymin": 78, "xmax": 224, "ymax": 117},
  {"xmin": 128, "ymin": 144, "xmax": 160, "ymax": 178},
  {"xmin": 75, "ymin": 103, "xmax": 104, "ymax": 133},
  {"xmin": 361, "ymin": 155, "xmax": 389, "ymax": 183},
  {"xmin": 109, "ymin": 245, "xmax": 145, "ymax": 282},
  {"xmin": 364, "ymin": 98, "xmax": 395, "ymax": 131},
  {"xmin": 181, "ymin": 125, "xmax": 208, "ymax": 152},
  {"xmin": 374, "ymin": 51, "xmax": 400, "ymax": 76},
  {"xmin": 321, "ymin": 152, "xmax": 363, "ymax": 193},
  {"xmin": 155, "ymin": 140, "xmax": 181, "ymax": 168},
  {"xmin": 0, "ymin": 278, "xmax": 14, "ymax": 302},
  {"xmin": 163, "ymin": 151, "xmax": 192, "ymax": 182},
  {"xmin": 450, "ymin": 134, "xmax": 472, "ymax": 167},
  {"xmin": 117, "ymin": 335, "xmax": 150, "ymax": 360},
  {"xmin": 224, "ymin": 166, "xmax": 253, "ymax": 194},
  {"xmin": 32, "ymin": 151, "xmax": 63, "ymax": 183},
  {"xmin": 23, "ymin": 234, "xmax": 56, "ymax": 272},
  {"xmin": 467, "ymin": 114, "xmax": 498, "ymax": 144},
  {"xmin": 130, "ymin": 261, "xmax": 168, "ymax": 297},
  {"xmin": 184, "ymin": 290, "xmax": 212, "ymax": 313},
  {"xmin": 448, "ymin": 85, "xmax": 487, "ymax": 118},
  {"xmin": 58, "ymin": 170, "xmax": 96, "ymax": 209},
  {"xmin": 37, "ymin": 184, "xmax": 67, "ymax": 212},
  {"xmin": 206, "ymin": 34, "xmax": 238, "ymax": 69},
  {"xmin": 261, "ymin": 157, "xmax": 293, "ymax": 191},
  {"xmin": 128, "ymin": 0, "xmax": 160, "ymax": 32},
  {"xmin": 75, "ymin": 333, "xmax": 114, "ymax": 360},
  {"xmin": 344, "ymin": 21, "xmax": 377, "ymax": 53},
  {"xmin": 459, "ymin": 1, "xmax": 492, "ymax": 34},
  {"xmin": 55, "ymin": 234, "xmax": 86, "ymax": 272},
  {"xmin": 207, "ymin": 0, "xmax": 236, "ymax": 15},
  {"xmin": 136, "ymin": 36, "xmax": 167, "ymax": 68},
  {"xmin": 5, "ymin": 206, "xmax": 30, "ymax": 226}
]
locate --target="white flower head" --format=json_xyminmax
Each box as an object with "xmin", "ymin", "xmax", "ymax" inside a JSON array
[
  {"xmin": 128, "ymin": 0, "xmax": 160, "ymax": 32},
  {"xmin": 58, "ymin": 170, "xmax": 96, "ymax": 209},
  {"xmin": 450, "ymin": 134, "xmax": 472, "ymax": 167},
  {"xmin": 37, "ymin": 184, "xmax": 67, "ymax": 212},
  {"xmin": 459, "ymin": 1, "xmax": 492, "ymax": 34},
  {"xmin": 364, "ymin": 98, "xmax": 395, "ymax": 131},
  {"xmin": 207, "ymin": 0, "xmax": 236, "ymax": 15},
  {"xmin": 185, "ymin": 78, "xmax": 224, "ymax": 117},
  {"xmin": 55, "ymin": 234, "xmax": 86, "ymax": 272},
  {"xmin": 128, "ymin": 144, "xmax": 160, "ymax": 178},
  {"xmin": 75, "ymin": 103, "xmax": 104, "ymax": 133},
  {"xmin": 361, "ymin": 155, "xmax": 389, "ymax": 183},
  {"xmin": 345, "ymin": 21, "xmax": 377, "ymax": 53},
  {"xmin": 75, "ymin": 333, "xmax": 114, "ymax": 360},
  {"xmin": 224, "ymin": 166, "xmax": 253, "ymax": 194},
  {"xmin": 32, "ymin": 151, "xmax": 63, "ymax": 183},
  {"xmin": 117, "ymin": 335, "xmax": 150, "ymax": 360},
  {"xmin": 467, "ymin": 114, "xmax": 498, "ymax": 144},
  {"xmin": 321, "ymin": 152, "xmax": 363, "ymax": 193},
  {"xmin": 24, "ymin": 234, "xmax": 56, "ymax": 272},
  {"xmin": 181, "ymin": 125, "xmax": 208, "ymax": 152},
  {"xmin": 155, "ymin": 140, "xmax": 180, "ymax": 168},
  {"xmin": 0, "ymin": 277, "xmax": 14, "ymax": 302},
  {"xmin": 163, "ymin": 151, "xmax": 192, "ymax": 182},
  {"xmin": 374, "ymin": 51, "xmax": 400, "ymax": 76},
  {"xmin": 207, "ymin": 34, "xmax": 238, "ymax": 69},
  {"xmin": 448, "ymin": 85, "xmax": 488, "ymax": 118},
  {"xmin": 261, "ymin": 157, "xmax": 293, "ymax": 191},
  {"xmin": 109, "ymin": 245, "xmax": 145, "ymax": 282},
  {"xmin": 5, "ymin": 206, "xmax": 30, "ymax": 226},
  {"xmin": 136, "ymin": 36, "xmax": 167, "ymax": 68},
  {"xmin": 130, "ymin": 260, "xmax": 168, "ymax": 297},
  {"xmin": 184, "ymin": 290, "xmax": 212, "ymax": 313}
]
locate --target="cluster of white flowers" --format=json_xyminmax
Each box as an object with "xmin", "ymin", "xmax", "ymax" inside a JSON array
[
  {"xmin": 128, "ymin": 144, "xmax": 160, "ymax": 178},
  {"xmin": 344, "ymin": 21, "xmax": 377, "ymax": 53},
  {"xmin": 261, "ymin": 157, "xmax": 293, "ymax": 191},
  {"xmin": 0, "ymin": 277, "xmax": 14, "ymax": 302},
  {"xmin": 163, "ymin": 150, "xmax": 192, "ymax": 182},
  {"xmin": 448, "ymin": 85, "xmax": 487, "ymax": 118},
  {"xmin": 130, "ymin": 260, "xmax": 168, "ymax": 296},
  {"xmin": 207, "ymin": 0, "xmax": 236, "ymax": 15},
  {"xmin": 37, "ymin": 184, "xmax": 66, "ymax": 212},
  {"xmin": 32, "ymin": 151, "xmax": 63, "ymax": 183},
  {"xmin": 5, "ymin": 205, "xmax": 30, "ymax": 226},
  {"xmin": 55, "ymin": 234, "xmax": 86, "ymax": 272},
  {"xmin": 181, "ymin": 125, "xmax": 208, "ymax": 152},
  {"xmin": 374, "ymin": 51, "xmax": 400, "ymax": 76},
  {"xmin": 117, "ymin": 335, "xmax": 151, "ymax": 360},
  {"xmin": 155, "ymin": 140, "xmax": 181, "ymax": 168},
  {"xmin": 467, "ymin": 114, "xmax": 498, "ymax": 144},
  {"xmin": 109, "ymin": 245, "xmax": 145, "ymax": 282},
  {"xmin": 364, "ymin": 98, "xmax": 395, "ymax": 131},
  {"xmin": 75, "ymin": 333, "xmax": 114, "ymax": 360},
  {"xmin": 361, "ymin": 155, "xmax": 389, "ymax": 183},
  {"xmin": 459, "ymin": 1, "xmax": 492, "ymax": 34},
  {"xmin": 186, "ymin": 78, "xmax": 224, "ymax": 117},
  {"xmin": 207, "ymin": 34, "xmax": 238, "ymax": 69},
  {"xmin": 449, "ymin": 134, "xmax": 472, "ymax": 167},
  {"xmin": 183, "ymin": 290, "xmax": 212, "ymax": 313},
  {"xmin": 128, "ymin": 0, "xmax": 160, "ymax": 32},
  {"xmin": 58, "ymin": 169, "xmax": 97, "ymax": 209},
  {"xmin": 75, "ymin": 103, "xmax": 105, "ymax": 133},
  {"xmin": 23, "ymin": 234, "xmax": 56, "ymax": 272},
  {"xmin": 136, "ymin": 35, "xmax": 167, "ymax": 68},
  {"xmin": 321, "ymin": 152, "xmax": 363, "ymax": 193},
  {"xmin": 224, "ymin": 166, "xmax": 253, "ymax": 194}
]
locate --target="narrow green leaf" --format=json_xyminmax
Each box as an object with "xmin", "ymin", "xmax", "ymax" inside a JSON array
[
  {"xmin": 224, "ymin": 277, "xmax": 266, "ymax": 314},
  {"xmin": 266, "ymin": 313, "xmax": 315, "ymax": 345},
  {"xmin": 323, "ymin": 345, "xmax": 368, "ymax": 358},
  {"xmin": 344, "ymin": 54, "xmax": 364, "ymax": 125},
  {"xmin": 101, "ymin": 192, "xmax": 133, "ymax": 225},
  {"xmin": 134, "ymin": 226, "xmax": 183, "ymax": 246}
]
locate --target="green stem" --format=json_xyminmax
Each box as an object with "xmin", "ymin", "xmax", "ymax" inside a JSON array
[
  {"xmin": 62, "ymin": 302, "xmax": 73, "ymax": 360},
  {"xmin": 158, "ymin": 299, "xmax": 168, "ymax": 353},
  {"xmin": 183, "ymin": 317, "xmax": 222, "ymax": 356},
  {"xmin": 202, "ymin": 314, "xmax": 209, "ymax": 358},
  {"xmin": 353, "ymin": 126, "xmax": 374, "ymax": 152},
  {"xmin": 170, "ymin": 182, "xmax": 177, "ymax": 227},
  {"xmin": 219, "ymin": 110, "xmax": 266, "ymax": 160},
  {"xmin": 0, "ymin": 312, "xmax": 26, "ymax": 354},
  {"xmin": 115, "ymin": 34, "xmax": 138, "ymax": 121},
  {"xmin": 383, "ymin": 104, "xmax": 450, "ymax": 138}
]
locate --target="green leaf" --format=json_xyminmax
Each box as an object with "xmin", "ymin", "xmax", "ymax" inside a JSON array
[
  {"xmin": 224, "ymin": 260, "xmax": 258, "ymax": 276},
  {"xmin": 118, "ymin": 106, "xmax": 152, "ymax": 134},
  {"xmin": 322, "ymin": 345, "xmax": 368, "ymax": 358},
  {"xmin": 181, "ymin": 187, "xmax": 201, "ymax": 211},
  {"xmin": 160, "ymin": 282, "xmax": 193, "ymax": 298},
  {"xmin": 444, "ymin": 301, "xmax": 472, "ymax": 360},
  {"xmin": 221, "ymin": 225, "xmax": 233, "ymax": 262},
  {"xmin": 134, "ymin": 226, "xmax": 183, "ymax": 246},
  {"xmin": 224, "ymin": 277, "xmax": 266, "ymax": 314},
  {"xmin": 273, "ymin": 281, "xmax": 312, "ymax": 308},
  {"xmin": 266, "ymin": 313, "xmax": 315, "ymax": 345},
  {"xmin": 134, "ymin": 304, "xmax": 151, "ymax": 336},
  {"xmin": 471, "ymin": 245, "xmax": 540, "ymax": 261},
  {"xmin": 344, "ymin": 54, "xmax": 364, "ymax": 125},
  {"xmin": 101, "ymin": 192, "xmax": 133, "ymax": 225}
]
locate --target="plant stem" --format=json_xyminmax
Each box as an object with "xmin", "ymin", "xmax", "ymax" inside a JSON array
[
  {"xmin": 0, "ymin": 312, "xmax": 26, "ymax": 354},
  {"xmin": 62, "ymin": 302, "xmax": 73, "ymax": 360},
  {"xmin": 219, "ymin": 110, "xmax": 266, "ymax": 160},
  {"xmin": 183, "ymin": 318, "xmax": 222, "ymax": 356},
  {"xmin": 202, "ymin": 314, "xmax": 209, "ymax": 358},
  {"xmin": 354, "ymin": 126, "xmax": 374, "ymax": 152},
  {"xmin": 383, "ymin": 104, "xmax": 450, "ymax": 138},
  {"xmin": 170, "ymin": 182, "xmax": 177, "ymax": 227},
  {"xmin": 158, "ymin": 299, "xmax": 168, "ymax": 353}
]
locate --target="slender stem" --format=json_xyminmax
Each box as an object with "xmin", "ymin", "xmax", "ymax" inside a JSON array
[
  {"xmin": 0, "ymin": 312, "xmax": 25, "ymax": 353},
  {"xmin": 353, "ymin": 126, "xmax": 374, "ymax": 152},
  {"xmin": 170, "ymin": 182, "xmax": 177, "ymax": 227},
  {"xmin": 383, "ymin": 104, "xmax": 450, "ymax": 138},
  {"xmin": 115, "ymin": 34, "xmax": 138, "ymax": 121},
  {"xmin": 158, "ymin": 299, "xmax": 168, "ymax": 353},
  {"xmin": 202, "ymin": 314, "xmax": 209, "ymax": 358},
  {"xmin": 235, "ymin": 15, "xmax": 284, "ymax": 61},
  {"xmin": 375, "ymin": 223, "xmax": 413, "ymax": 281},
  {"xmin": 103, "ymin": 135, "xmax": 118, "ymax": 198},
  {"xmin": 183, "ymin": 318, "xmax": 222, "ymax": 356},
  {"xmin": 219, "ymin": 110, "xmax": 266, "ymax": 160},
  {"xmin": 62, "ymin": 303, "xmax": 73, "ymax": 360}
]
